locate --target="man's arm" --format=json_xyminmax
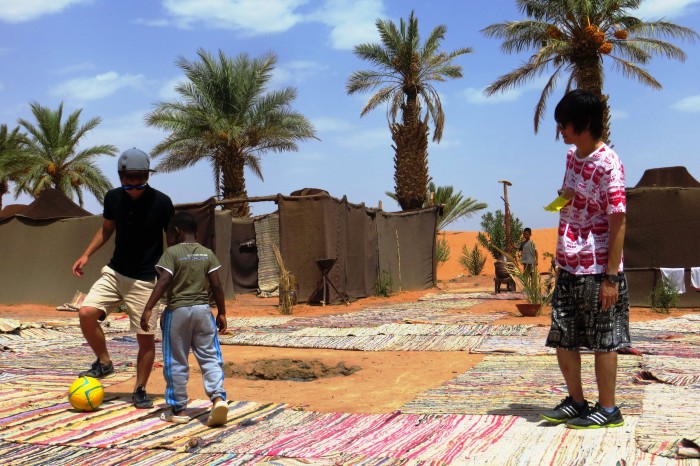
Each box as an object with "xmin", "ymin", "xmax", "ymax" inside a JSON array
[
  {"xmin": 140, "ymin": 270, "xmax": 172, "ymax": 332},
  {"xmin": 208, "ymin": 270, "xmax": 227, "ymax": 334},
  {"xmin": 72, "ymin": 219, "xmax": 115, "ymax": 277},
  {"xmin": 600, "ymin": 213, "xmax": 626, "ymax": 309}
]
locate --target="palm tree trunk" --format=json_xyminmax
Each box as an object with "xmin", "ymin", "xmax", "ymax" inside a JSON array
[
  {"xmin": 392, "ymin": 119, "xmax": 429, "ymax": 211},
  {"xmin": 221, "ymin": 156, "xmax": 250, "ymax": 218},
  {"xmin": 0, "ymin": 179, "xmax": 7, "ymax": 211},
  {"xmin": 573, "ymin": 57, "xmax": 610, "ymax": 143}
]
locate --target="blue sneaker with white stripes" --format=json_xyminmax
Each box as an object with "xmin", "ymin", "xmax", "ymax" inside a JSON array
[
  {"xmin": 540, "ymin": 396, "xmax": 589, "ymax": 424},
  {"xmin": 566, "ymin": 402, "xmax": 624, "ymax": 429}
]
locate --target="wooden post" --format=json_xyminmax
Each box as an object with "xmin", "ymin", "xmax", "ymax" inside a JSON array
[
  {"xmin": 499, "ymin": 180, "xmax": 513, "ymax": 255},
  {"xmin": 396, "ymin": 229, "xmax": 402, "ymax": 292}
]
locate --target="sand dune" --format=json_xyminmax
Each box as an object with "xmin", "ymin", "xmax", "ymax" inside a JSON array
[{"xmin": 436, "ymin": 228, "xmax": 558, "ymax": 281}]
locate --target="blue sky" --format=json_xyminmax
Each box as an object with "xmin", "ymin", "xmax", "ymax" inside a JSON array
[{"xmin": 2, "ymin": 0, "xmax": 700, "ymax": 231}]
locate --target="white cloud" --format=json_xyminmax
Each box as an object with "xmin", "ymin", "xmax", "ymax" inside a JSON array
[
  {"xmin": 161, "ymin": 0, "xmax": 306, "ymax": 34},
  {"xmin": 157, "ymin": 76, "xmax": 186, "ymax": 101},
  {"xmin": 610, "ymin": 109, "xmax": 630, "ymax": 120},
  {"xmin": 49, "ymin": 72, "xmax": 146, "ymax": 101},
  {"xmin": 461, "ymin": 76, "xmax": 550, "ymax": 105},
  {"xmin": 311, "ymin": 0, "xmax": 385, "ymax": 49},
  {"xmin": 633, "ymin": 0, "xmax": 700, "ymax": 19},
  {"xmin": 270, "ymin": 61, "xmax": 329, "ymax": 88},
  {"xmin": 0, "ymin": 0, "xmax": 92, "ymax": 23},
  {"xmin": 461, "ymin": 87, "xmax": 524, "ymax": 104},
  {"xmin": 53, "ymin": 62, "xmax": 95, "ymax": 75},
  {"xmin": 671, "ymin": 94, "xmax": 700, "ymax": 111},
  {"xmin": 311, "ymin": 116, "xmax": 354, "ymax": 133},
  {"xmin": 80, "ymin": 111, "xmax": 167, "ymax": 162},
  {"xmin": 133, "ymin": 18, "xmax": 170, "ymax": 27}
]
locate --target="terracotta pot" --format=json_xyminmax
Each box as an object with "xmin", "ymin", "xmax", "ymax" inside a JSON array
[{"xmin": 516, "ymin": 303, "xmax": 542, "ymax": 317}]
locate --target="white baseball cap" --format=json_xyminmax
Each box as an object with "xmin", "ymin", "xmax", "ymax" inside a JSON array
[{"xmin": 117, "ymin": 148, "xmax": 155, "ymax": 172}]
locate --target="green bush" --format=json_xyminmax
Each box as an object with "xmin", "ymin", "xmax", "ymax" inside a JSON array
[
  {"xmin": 459, "ymin": 244, "xmax": 486, "ymax": 276},
  {"xmin": 650, "ymin": 277, "xmax": 680, "ymax": 314},
  {"xmin": 436, "ymin": 235, "xmax": 451, "ymax": 265},
  {"xmin": 375, "ymin": 270, "xmax": 393, "ymax": 297},
  {"xmin": 476, "ymin": 210, "xmax": 523, "ymax": 260}
]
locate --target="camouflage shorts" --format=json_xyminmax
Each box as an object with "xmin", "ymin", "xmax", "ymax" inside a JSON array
[{"xmin": 545, "ymin": 270, "xmax": 631, "ymax": 352}]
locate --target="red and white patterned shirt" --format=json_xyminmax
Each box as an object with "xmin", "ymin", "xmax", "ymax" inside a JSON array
[{"xmin": 556, "ymin": 143, "xmax": 626, "ymax": 275}]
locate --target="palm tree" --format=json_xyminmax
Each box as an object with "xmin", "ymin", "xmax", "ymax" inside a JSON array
[
  {"xmin": 14, "ymin": 102, "xmax": 116, "ymax": 207},
  {"xmin": 0, "ymin": 124, "xmax": 28, "ymax": 211},
  {"xmin": 482, "ymin": 0, "xmax": 698, "ymax": 142},
  {"xmin": 347, "ymin": 11, "xmax": 472, "ymax": 211},
  {"xmin": 386, "ymin": 181, "xmax": 487, "ymax": 231},
  {"xmin": 146, "ymin": 48, "xmax": 318, "ymax": 217}
]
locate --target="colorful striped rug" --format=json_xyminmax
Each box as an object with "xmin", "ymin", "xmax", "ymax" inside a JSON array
[
  {"xmin": 635, "ymin": 355, "xmax": 700, "ymax": 386},
  {"xmin": 420, "ymin": 291, "xmax": 524, "ymax": 300},
  {"xmin": 471, "ymin": 326, "xmax": 554, "ymax": 355},
  {"xmin": 636, "ymin": 383, "xmax": 700, "ymax": 459},
  {"xmin": 219, "ymin": 332, "xmax": 488, "ymax": 352},
  {"xmin": 1, "ymin": 401, "xmax": 686, "ymax": 465},
  {"xmin": 400, "ymin": 354, "xmax": 645, "ymax": 416}
]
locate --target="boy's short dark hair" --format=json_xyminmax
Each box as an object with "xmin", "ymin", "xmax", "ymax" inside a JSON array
[
  {"xmin": 523, "ymin": 227, "xmax": 532, "ymax": 234},
  {"xmin": 168, "ymin": 211, "xmax": 198, "ymax": 234},
  {"xmin": 554, "ymin": 89, "xmax": 604, "ymax": 140}
]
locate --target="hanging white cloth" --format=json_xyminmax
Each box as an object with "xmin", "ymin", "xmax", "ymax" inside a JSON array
[
  {"xmin": 660, "ymin": 268, "xmax": 686, "ymax": 294},
  {"xmin": 691, "ymin": 267, "xmax": 700, "ymax": 291}
]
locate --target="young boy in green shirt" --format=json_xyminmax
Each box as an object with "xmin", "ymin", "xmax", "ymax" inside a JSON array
[{"xmin": 141, "ymin": 211, "xmax": 229, "ymax": 427}]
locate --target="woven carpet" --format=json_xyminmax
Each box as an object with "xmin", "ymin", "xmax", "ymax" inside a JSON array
[
  {"xmin": 400, "ymin": 354, "xmax": 644, "ymax": 416},
  {"xmin": 220, "ymin": 332, "xmax": 488, "ymax": 352},
  {"xmin": 0, "ymin": 439, "xmax": 275, "ymax": 466},
  {"xmin": 285, "ymin": 300, "xmax": 497, "ymax": 329},
  {"xmin": 635, "ymin": 355, "xmax": 700, "ymax": 386},
  {"xmin": 420, "ymin": 291, "xmax": 524, "ymax": 300},
  {"xmin": 1, "ymin": 402, "xmax": 680, "ymax": 465},
  {"xmin": 254, "ymin": 213, "xmax": 280, "ymax": 297},
  {"xmin": 636, "ymin": 383, "xmax": 700, "ymax": 459},
  {"xmin": 471, "ymin": 326, "xmax": 555, "ymax": 355}
]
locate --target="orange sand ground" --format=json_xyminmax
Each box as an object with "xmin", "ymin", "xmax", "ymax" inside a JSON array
[{"xmin": 0, "ymin": 228, "xmax": 693, "ymax": 414}]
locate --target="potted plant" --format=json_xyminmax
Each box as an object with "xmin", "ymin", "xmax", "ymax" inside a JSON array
[{"xmin": 495, "ymin": 249, "xmax": 556, "ymax": 316}]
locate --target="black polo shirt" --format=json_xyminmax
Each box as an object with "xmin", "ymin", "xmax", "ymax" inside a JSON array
[{"xmin": 103, "ymin": 185, "xmax": 174, "ymax": 280}]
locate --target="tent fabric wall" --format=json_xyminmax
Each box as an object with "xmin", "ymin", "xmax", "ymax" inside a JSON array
[
  {"xmin": 278, "ymin": 194, "xmax": 436, "ymax": 304},
  {"xmin": 376, "ymin": 208, "xmax": 438, "ymax": 293},
  {"xmin": 229, "ymin": 217, "xmax": 258, "ymax": 294},
  {"xmin": 214, "ymin": 210, "xmax": 234, "ymax": 299},
  {"xmin": 343, "ymin": 198, "xmax": 378, "ymax": 299},
  {"xmin": 624, "ymin": 167, "xmax": 700, "ymax": 307},
  {"xmin": 625, "ymin": 186, "xmax": 700, "ymax": 307},
  {"xmin": 278, "ymin": 195, "xmax": 341, "ymax": 303},
  {"xmin": 253, "ymin": 213, "xmax": 281, "ymax": 297},
  {"xmin": 0, "ymin": 215, "xmax": 112, "ymax": 305}
]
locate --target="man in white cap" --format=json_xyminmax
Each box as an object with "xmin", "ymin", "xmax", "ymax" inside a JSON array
[{"xmin": 72, "ymin": 148, "xmax": 174, "ymax": 408}]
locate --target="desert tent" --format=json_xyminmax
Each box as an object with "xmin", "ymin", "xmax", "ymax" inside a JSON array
[
  {"xmin": 0, "ymin": 188, "xmax": 91, "ymax": 221},
  {"xmin": 0, "ymin": 189, "xmax": 437, "ymax": 306},
  {"xmin": 0, "ymin": 189, "xmax": 105, "ymax": 305},
  {"xmin": 624, "ymin": 166, "xmax": 700, "ymax": 307},
  {"xmin": 219, "ymin": 191, "xmax": 438, "ymax": 304}
]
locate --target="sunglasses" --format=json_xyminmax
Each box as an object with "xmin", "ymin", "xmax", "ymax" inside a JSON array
[{"xmin": 122, "ymin": 184, "xmax": 147, "ymax": 191}]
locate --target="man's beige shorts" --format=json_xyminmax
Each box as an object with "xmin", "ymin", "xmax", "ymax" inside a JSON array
[{"xmin": 82, "ymin": 266, "xmax": 162, "ymax": 335}]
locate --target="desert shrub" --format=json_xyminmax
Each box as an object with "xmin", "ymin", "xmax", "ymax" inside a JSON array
[
  {"xmin": 650, "ymin": 277, "xmax": 680, "ymax": 314},
  {"xmin": 459, "ymin": 244, "xmax": 486, "ymax": 276},
  {"xmin": 375, "ymin": 270, "xmax": 393, "ymax": 297},
  {"xmin": 436, "ymin": 234, "xmax": 450, "ymax": 265},
  {"xmin": 477, "ymin": 210, "xmax": 523, "ymax": 260}
]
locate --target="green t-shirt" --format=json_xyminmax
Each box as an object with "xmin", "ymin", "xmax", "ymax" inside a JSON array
[{"xmin": 156, "ymin": 243, "xmax": 221, "ymax": 310}]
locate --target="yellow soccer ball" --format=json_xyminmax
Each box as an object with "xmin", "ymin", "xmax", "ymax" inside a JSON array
[{"xmin": 68, "ymin": 376, "xmax": 104, "ymax": 411}]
